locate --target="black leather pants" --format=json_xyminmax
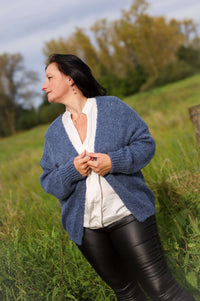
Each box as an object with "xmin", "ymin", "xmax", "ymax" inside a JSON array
[{"xmin": 78, "ymin": 215, "xmax": 195, "ymax": 301}]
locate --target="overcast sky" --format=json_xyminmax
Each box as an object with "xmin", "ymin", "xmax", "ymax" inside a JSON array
[{"xmin": 0, "ymin": 0, "xmax": 200, "ymax": 106}]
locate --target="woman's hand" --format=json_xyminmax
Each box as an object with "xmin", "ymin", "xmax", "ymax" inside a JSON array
[
  {"xmin": 87, "ymin": 152, "xmax": 112, "ymax": 176},
  {"xmin": 73, "ymin": 150, "xmax": 91, "ymax": 177}
]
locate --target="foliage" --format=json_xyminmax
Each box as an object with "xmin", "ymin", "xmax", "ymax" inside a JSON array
[
  {"xmin": 0, "ymin": 53, "xmax": 39, "ymax": 136},
  {"xmin": 16, "ymin": 108, "xmax": 39, "ymax": 131},
  {"xmin": 155, "ymin": 60, "xmax": 196, "ymax": 87},
  {"xmin": 98, "ymin": 65, "xmax": 122, "ymax": 96},
  {"xmin": 41, "ymin": 0, "xmax": 200, "ymax": 106},
  {"xmin": 43, "ymin": 28, "xmax": 100, "ymax": 78},
  {"xmin": 43, "ymin": 0, "xmax": 197, "ymax": 87},
  {"xmin": 121, "ymin": 64, "xmax": 147, "ymax": 96},
  {"xmin": 38, "ymin": 95, "xmax": 65, "ymax": 125},
  {"xmin": 0, "ymin": 74, "xmax": 200, "ymax": 300},
  {"xmin": 1, "ymin": 1, "xmax": 200, "ymax": 137},
  {"xmin": 98, "ymin": 64, "xmax": 147, "ymax": 97},
  {"xmin": 177, "ymin": 45, "xmax": 200, "ymax": 69}
]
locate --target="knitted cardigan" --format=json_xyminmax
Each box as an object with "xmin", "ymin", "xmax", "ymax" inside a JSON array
[{"xmin": 40, "ymin": 96, "xmax": 156, "ymax": 245}]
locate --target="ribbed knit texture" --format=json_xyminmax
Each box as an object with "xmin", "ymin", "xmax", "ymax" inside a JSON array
[{"xmin": 40, "ymin": 96, "xmax": 156, "ymax": 245}]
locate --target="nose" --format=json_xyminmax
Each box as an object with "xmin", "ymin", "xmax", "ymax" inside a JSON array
[{"xmin": 41, "ymin": 81, "xmax": 47, "ymax": 91}]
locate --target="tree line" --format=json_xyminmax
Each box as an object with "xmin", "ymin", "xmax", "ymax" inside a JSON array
[{"xmin": 1, "ymin": 0, "xmax": 200, "ymax": 137}]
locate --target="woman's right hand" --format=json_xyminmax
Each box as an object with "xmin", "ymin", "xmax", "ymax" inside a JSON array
[{"xmin": 73, "ymin": 150, "xmax": 91, "ymax": 177}]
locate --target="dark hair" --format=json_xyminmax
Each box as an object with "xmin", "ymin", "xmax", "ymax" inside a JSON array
[{"xmin": 46, "ymin": 54, "xmax": 107, "ymax": 97}]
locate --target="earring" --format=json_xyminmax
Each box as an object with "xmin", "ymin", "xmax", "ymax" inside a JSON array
[{"xmin": 71, "ymin": 85, "xmax": 77, "ymax": 94}]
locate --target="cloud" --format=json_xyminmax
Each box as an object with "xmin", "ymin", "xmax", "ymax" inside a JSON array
[
  {"xmin": 0, "ymin": 0, "xmax": 133, "ymax": 105},
  {"xmin": 2, "ymin": 0, "xmax": 200, "ymax": 58},
  {"xmin": 0, "ymin": 0, "xmax": 132, "ymax": 46},
  {"xmin": 1, "ymin": 0, "xmax": 200, "ymax": 107},
  {"xmin": 148, "ymin": 0, "xmax": 200, "ymax": 24}
]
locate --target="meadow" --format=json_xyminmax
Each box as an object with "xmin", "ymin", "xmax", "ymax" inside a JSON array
[{"xmin": 0, "ymin": 74, "xmax": 200, "ymax": 300}]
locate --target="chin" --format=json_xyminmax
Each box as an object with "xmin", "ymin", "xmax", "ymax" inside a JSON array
[{"xmin": 48, "ymin": 97, "xmax": 55, "ymax": 103}]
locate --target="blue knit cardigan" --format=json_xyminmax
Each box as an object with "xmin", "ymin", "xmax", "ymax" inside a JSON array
[{"xmin": 40, "ymin": 96, "xmax": 156, "ymax": 245}]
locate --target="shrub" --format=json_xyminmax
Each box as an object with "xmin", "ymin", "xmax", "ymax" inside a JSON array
[
  {"xmin": 121, "ymin": 65, "xmax": 147, "ymax": 96},
  {"xmin": 99, "ymin": 64, "xmax": 147, "ymax": 97},
  {"xmin": 155, "ymin": 60, "xmax": 196, "ymax": 87},
  {"xmin": 177, "ymin": 45, "xmax": 200, "ymax": 69},
  {"xmin": 38, "ymin": 104, "xmax": 65, "ymax": 124},
  {"xmin": 16, "ymin": 109, "xmax": 39, "ymax": 131}
]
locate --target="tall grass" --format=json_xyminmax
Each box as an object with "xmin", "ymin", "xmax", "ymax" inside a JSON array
[{"xmin": 0, "ymin": 74, "xmax": 200, "ymax": 300}]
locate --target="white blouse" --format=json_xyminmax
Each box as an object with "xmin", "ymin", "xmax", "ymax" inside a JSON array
[{"xmin": 62, "ymin": 98, "xmax": 131, "ymax": 228}]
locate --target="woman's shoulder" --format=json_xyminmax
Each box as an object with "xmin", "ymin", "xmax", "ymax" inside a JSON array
[
  {"xmin": 96, "ymin": 95, "xmax": 146, "ymax": 127},
  {"xmin": 96, "ymin": 95, "xmax": 122, "ymax": 103},
  {"xmin": 96, "ymin": 95, "xmax": 135, "ymax": 114},
  {"xmin": 96, "ymin": 95, "xmax": 131, "ymax": 109}
]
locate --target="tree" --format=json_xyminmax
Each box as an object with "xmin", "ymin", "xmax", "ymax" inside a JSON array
[
  {"xmin": 191, "ymin": 36, "xmax": 200, "ymax": 49},
  {"xmin": 0, "ymin": 53, "xmax": 39, "ymax": 136},
  {"xmin": 112, "ymin": 12, "xmax": 185, "ymax": 79},
  {"xmin": 42, "ymin": 0, "xmax": 200, "ymax": 94},
  {"xmin": 43, "ymin": 27, "xmax": 100, "ymax": 76},
  {"xmin": 177, "ymin": 45, "xmax": 200, "ymax": 69},
  {"xmin": 91, "ymin": 0, "xmax": 149, "ymax": 76},
  {"xmin": 181, "ymin": 19, "xmax": 197, "ymax": 46},
  {"xmin": 91, "ymin": 0, "xmax": 185, "ymax": 79},
  {"xmin": 91, "ymin": 19, "xmax": 116, "ymax": 75}
]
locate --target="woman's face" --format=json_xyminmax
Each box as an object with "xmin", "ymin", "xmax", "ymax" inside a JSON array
[{"xmin": 41, "ymin": 62, "xmax": 70, "ymax": 104}]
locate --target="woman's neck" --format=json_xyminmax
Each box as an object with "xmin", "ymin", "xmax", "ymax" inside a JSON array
[{"xmin": 65, "ymin": 94, "xmax": 87, "ymax": 121}]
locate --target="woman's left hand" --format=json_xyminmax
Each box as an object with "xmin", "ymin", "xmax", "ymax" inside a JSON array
[{"xmin": 87, "ymin": 152, "xmax": 112, "ymax": 176}]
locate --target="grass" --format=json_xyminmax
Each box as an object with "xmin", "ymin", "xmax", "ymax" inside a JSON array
[{"xmin": 0, "ymin": 74, "xmax": 200, "ymax": 300}]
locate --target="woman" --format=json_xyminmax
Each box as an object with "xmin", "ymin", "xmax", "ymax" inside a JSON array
[{"xmin": 40, "ymin": 54, "xmax": 194, "ymax": 300}]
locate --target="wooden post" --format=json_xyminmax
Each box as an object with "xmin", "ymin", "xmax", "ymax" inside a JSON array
[{"xmin": 189, "ymin": 104, "xmax": 200, "ymax": 149}]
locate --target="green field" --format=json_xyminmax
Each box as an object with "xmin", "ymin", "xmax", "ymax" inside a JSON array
[{"xmin": 0, "ymin": 74, "xmax": 200, "ymax": 300}]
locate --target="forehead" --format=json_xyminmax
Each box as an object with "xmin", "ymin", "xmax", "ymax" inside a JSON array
[{"xmin": 46, "ymin": 62, "xmax": 59, "ymax": 74}]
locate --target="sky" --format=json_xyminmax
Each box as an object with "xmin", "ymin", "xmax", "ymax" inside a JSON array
[{"xmin": 0, "ymin": 0, "xmax": 200, "ymax": 106}]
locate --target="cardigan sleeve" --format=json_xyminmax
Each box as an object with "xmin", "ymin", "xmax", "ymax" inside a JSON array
[
  {"xmin": 40, "ymin": 138, "xmax": 84, "ymax": 200},
  {"xmin": 107, "ymin": 109, "xmax": 155, "ymax": 175}
]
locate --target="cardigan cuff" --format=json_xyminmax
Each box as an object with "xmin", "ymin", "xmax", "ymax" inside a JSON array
[
  {"xmin": 59, "ymin": 158, "xmax": 84, "ymax": 184},
  {"xmin": 108, "ymin": 149, "xmax": 130, "ymax": 174}
]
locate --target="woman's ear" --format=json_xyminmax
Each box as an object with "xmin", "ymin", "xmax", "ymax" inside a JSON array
[{"xmin": 68, "ymin": 77, "xmax": 74, "ymax": 86}]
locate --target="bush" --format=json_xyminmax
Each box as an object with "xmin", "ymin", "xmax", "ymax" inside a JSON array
[
  {"xmin": 98, "ymin": 65, "xmax": 123, "ymax": 96},
  {"xmin": 38, "ymin": 103, "xmax": 65, "ymax": 124},
  {"xmin": 16, "ymin": 109, "xmax": 39, "ymax": 131},
  {"xmin": 121, "ymin": 65, "xmax": 147, "ymax": 96},
  {"xmin": 177, "ymin": 45, "xmax": 200, "ymax": 69},
  {"xmin": 99, "ymin": 64, "xmax": 147, "ymax": 97},
  {"xmin": 155, "ymin": 60, "xmax": 196, "ymax": 87}
]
